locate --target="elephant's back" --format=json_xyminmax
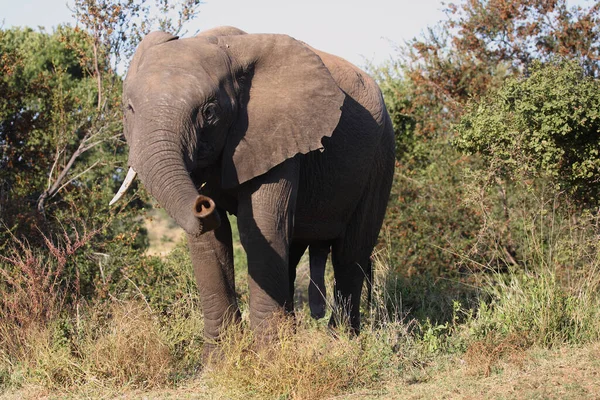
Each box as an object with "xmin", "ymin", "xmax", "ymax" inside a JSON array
[{"xmin": 309, "ymin": 47, "xmax": 387, "ymax": 127}]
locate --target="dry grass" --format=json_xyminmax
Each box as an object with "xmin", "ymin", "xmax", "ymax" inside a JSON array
[
  {"xmin": 2, "ymin": 275, "xmax": 600, "ymax": 399},
  {"xmin": 378, "ymin": 341, "xmax": 600, "ymax": 399},
  {"xmin": 8, "ymin": 335, "xmax": 597, "ymax": 399},
  {"xmin": 463, "ymin": 334, "xmax": 528, "ymax": 377},
  {"xmin": 0, "ymin": 300, "xmax": 183, "ymax": 394},
  {"xmin": 205, "ymin": 314, "xmax": 395, "ymax": 400},
  {"xmin": 0, "ymin": 300, "xmax": 402, "ymax": 399},
  {"xmin": 3, "ymin": 206, "xmax": 600, "ymax": 399},
  {"xmin": 78, "ymin": 301, "xmax": 174, "ymax": 388}
]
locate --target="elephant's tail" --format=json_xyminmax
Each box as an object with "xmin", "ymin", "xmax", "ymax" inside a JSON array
[{"xmin": 366, "ymin": 258, "xmax": 373, "ymax": 313}]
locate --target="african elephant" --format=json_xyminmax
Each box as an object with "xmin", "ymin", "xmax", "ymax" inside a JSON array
[{"xmin": 110, "ymin": 26, "xmax": 395, "ymax": 352}]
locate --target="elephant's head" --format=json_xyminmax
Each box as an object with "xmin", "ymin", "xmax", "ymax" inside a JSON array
[{"xmin": 110, "ymin": 28, "xmax": 345, "ymax": 236}]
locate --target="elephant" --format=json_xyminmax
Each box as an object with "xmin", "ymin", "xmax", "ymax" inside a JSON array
[
  {"xmin": 110, "ymin": 26, "xmax": 395, "ymax": 353},
  {"xmin": 307, "ymin": 243, "xmax": 329, "ymax": 319}
]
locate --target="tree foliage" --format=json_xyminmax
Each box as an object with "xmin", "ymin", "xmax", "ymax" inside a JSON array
[
  {"xmin": 456, "ymin": 60, "xmax": 600, "ymax": 205},
  {"xmin": 0, "ymin": 0, "xmax": 202, "ymax": 317},
  {"xmin": 395, "ymin": 0, "xmax": 600, "ymax": 143},
  {"xmin": 377, "ymin": 0, "xmax": 600, "ymax": 315},
  {"xmin": 444, "ymin": 0, "xmax": 600, "ymax": 76},
  {"xmin": 0, "ymin": 27, "xmax": 105, "ymax": 236}
]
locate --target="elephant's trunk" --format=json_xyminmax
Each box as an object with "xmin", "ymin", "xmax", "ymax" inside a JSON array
[
  {"xmin": 193, "ymin": 194, "xmax": 221, "ymax": 232},
  {"xmin": 129, "ymin": 137, "xmax": 220, "ymax": 236}
]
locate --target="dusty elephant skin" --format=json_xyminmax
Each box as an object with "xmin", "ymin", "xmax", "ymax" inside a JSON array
[{"xmin": 111, "ymin": 26, "xmax": 395, "ymax": 355}]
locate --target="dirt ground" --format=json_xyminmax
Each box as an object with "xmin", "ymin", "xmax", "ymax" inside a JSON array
[
  {"xmin": 361, "ymin": 341, "xmax": 600, "ymax": 400},
  {"xmin": 144, "ymin": 207, "xmax": 184, "ymax": 257}
]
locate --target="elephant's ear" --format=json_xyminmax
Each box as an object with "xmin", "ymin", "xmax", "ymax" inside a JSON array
[
  {"xmin": 126, "ymin": 31, "xmax": 178, "ymax": 82},
  {"xmin": 217, "ymin": 34, "xmax": 345, "ymax": 189}
]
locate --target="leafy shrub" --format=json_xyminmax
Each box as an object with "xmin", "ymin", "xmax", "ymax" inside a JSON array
[{"xmin": 456, "ymin": 60, "xmax": 600, "ymax": 206}]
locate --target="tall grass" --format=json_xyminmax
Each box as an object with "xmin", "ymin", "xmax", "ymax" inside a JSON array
[
  {"xmin": 2, "ymin": 187, "xmax": 600, "ymax": 398},
  {"xmin": 0, "ymin": 235, "xmax": 205, "ymax": 393},
  {"xmin": 205, "ymin": 315, "xmax": 397, "ymax": 399},
  {"xmin": 466, "ymin": 196, "xmax": 600, "ymax": 347},
  {"xmin": 0, "ymin": 298, "xmax": 205, "ymax": 393}
]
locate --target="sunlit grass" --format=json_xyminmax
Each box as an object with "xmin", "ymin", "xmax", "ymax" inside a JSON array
[{"xmin": 2, "ymin": 201, "xmax": 600, "ymax": 398}]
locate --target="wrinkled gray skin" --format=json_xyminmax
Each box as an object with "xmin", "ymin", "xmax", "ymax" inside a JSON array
[{"xmin": 118, "ymin": 26, "xmax": 395, "ymax": 354}]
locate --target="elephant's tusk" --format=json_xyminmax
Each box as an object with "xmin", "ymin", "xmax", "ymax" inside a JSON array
[{"xmin": 109, "ymin": 167, "xmax": 137, "ymax": 206}]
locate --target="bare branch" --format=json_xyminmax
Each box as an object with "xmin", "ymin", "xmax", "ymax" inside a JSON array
[
  {"xmin": 46, "ymin": 148, "xmax": 64, "ymax": 192},
  {"xmin": 37, "ymin": 133, "xmax": 91, "ymax": 214},
  {"xmin": 54, "ymin": 160, "xmax": 101, "ymax": 197}
]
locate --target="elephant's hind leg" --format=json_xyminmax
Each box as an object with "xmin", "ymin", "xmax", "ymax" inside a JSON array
[
  {"xmin": 308, "ymin": 242, "xmax": 329, "ymax": 319},
  {"xmin": 330, "ymin": 150, "xmax": 394, "ymax": 333},
  {"xmin": 330, "ymin": 241, "xmax": 371, "ymax": 333},
  {"xmin": 287, "ymin": 240, "xmax": 309, "ymax": 313}
]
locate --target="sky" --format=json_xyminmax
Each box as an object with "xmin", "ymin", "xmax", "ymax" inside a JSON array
[
  {"xmin": 1, "ymin": 0, "xmax": 447, "ymax": 67},
  {"xmin": 1, "ymin": 0, "xmax": 591, "ymax": 68}
]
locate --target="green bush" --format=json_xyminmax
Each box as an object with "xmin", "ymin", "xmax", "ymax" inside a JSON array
[
  {"xmin": 456, "ymin": 60, "xmax": 600, "ymax": 207},
  {"xmin": 380, "ymin": 145, "xmax": 484, "ymax": 324}
]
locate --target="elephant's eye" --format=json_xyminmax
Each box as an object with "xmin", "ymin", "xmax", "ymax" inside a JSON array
[{"xmin": 202, "ymin": 103, "xmax": 218, "ymax": 124}]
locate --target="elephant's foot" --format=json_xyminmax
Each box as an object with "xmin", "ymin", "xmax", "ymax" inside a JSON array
[
  {"xmin": 201, "ymin": 308, "xmax": 242, "ymax": 364},
  {"xmin": 250, "ymin": 310, "xmax": 295, "ymax": 349},
  {"xmin": 202, "ymin": 341, "xmax": 222, "ymax": 365},
  {"xmin": 246, "ymin": 267, "xmax": 293, "ymax": 345}
]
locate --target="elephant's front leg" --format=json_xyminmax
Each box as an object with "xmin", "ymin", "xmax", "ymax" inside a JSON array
[
  {"xmin": 187, "ymin": 208, "xmax": 240, "ymax": 356},
  {"xmin": 237, "ymin": 159, "xmax": 299, "ymax": 340}
]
